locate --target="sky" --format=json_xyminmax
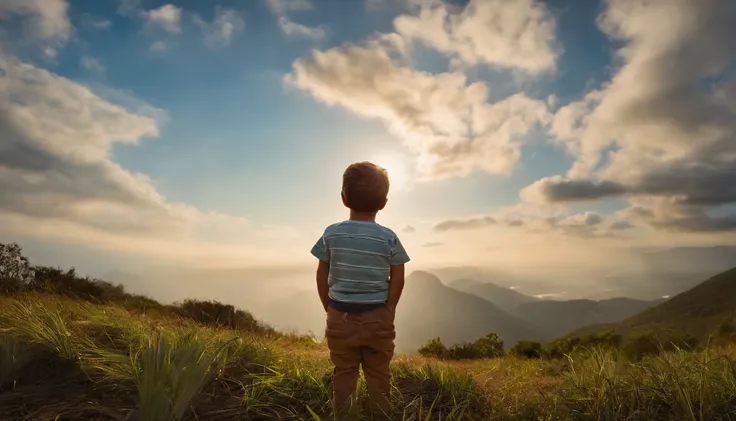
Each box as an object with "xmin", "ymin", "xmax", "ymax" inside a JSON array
[{"xmin": 0, "ymin": 0, "xmax": 735, "ymax": 278}]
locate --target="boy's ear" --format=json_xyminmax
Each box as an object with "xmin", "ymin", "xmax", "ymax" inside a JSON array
[
  {"xmin": 341, "ymin": 191, "xmax": 349, "ymax": 208},
  {"xmin": 379, "ymin": 197, "xmax": 388, "ymax": 210}
]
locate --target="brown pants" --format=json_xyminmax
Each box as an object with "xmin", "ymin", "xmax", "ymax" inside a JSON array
[{"xmin": 325, "ymin": 306, "xmax": 395, "ymax": 418}]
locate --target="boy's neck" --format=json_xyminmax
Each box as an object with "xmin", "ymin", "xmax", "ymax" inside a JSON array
[{"xmin": 349, "ymin": 210, "xmax": 377, "ymax": 222}]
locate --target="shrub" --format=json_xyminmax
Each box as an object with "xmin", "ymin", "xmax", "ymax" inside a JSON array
[
  {"xmin": 470, "ymin": 333, "xmax": 505, "ymax": 358},
  {"xmin": 418, "ymin": 337, "xmax": 447, "ymax": 359},
  {"xmin": 31, "ymin": 266, "xmax": 127, "ymax": 302},
  {"xmin": 510, "ymin": 340, "xmax": 545, "ymax": 359},
  {"xmin": 0, "ymin": 242, "xmax": 35, "ymax": 293},
  {"xmin": 547, "ymin": 330, "xmax": 622, "ymax": 359},
  {"xmin": 176, "ymin": 299, "xmax": 275, "ymax": 335},
  {"xmin": 419, "ymin": 333, "xmax": 504, "ymax": 360}
]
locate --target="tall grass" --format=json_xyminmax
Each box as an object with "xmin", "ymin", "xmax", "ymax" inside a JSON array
[{"xmin": 1, "ymin": 295, "xmax": 736, "ymax": 420}]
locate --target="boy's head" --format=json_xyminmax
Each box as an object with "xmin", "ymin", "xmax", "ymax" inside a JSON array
[{"xmin": 341, "ymin": 161, "xmax": 390, "ymax": 214}]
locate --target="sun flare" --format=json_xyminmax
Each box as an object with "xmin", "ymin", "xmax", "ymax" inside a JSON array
[{"xmin": 372, "ymin": 154, "xmax": 411, "ymax": 192}]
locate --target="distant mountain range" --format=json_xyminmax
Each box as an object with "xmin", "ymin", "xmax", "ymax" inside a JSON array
[
  {"xmin": 394, "ymin": 271, "xmax": 548, "ymax": 352},
  {"xmin": 101, "ymin": 245, "xmax": 736, "ymax": 352},
  {"xmin": 447, "ymin": 277, "xmax": 662, "ymax": 339}
]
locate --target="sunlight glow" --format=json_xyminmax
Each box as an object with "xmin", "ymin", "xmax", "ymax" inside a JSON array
[{"xmin": 372, "ymin": 154, "xmax": 411, "ymax": 192}]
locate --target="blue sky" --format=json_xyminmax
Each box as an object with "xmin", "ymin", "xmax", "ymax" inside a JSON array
[{"xmin": 1, "ymin": 0, "xmax": 735, "ymax": 276}]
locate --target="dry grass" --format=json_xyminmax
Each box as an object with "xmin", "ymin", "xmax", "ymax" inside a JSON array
[{"xmin": 1, "ymin": 294, "xmax": 736, "ymax": 420}]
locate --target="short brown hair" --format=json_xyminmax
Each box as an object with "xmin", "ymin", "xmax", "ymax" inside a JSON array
[{"xmin": 342, "ymin": 161, "xmax": 390, "ymax": 213}]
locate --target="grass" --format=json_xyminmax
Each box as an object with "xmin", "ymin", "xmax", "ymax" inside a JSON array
[{"xmin": 1, "ymin": 294, "xmax": 736, "ymax": 420}]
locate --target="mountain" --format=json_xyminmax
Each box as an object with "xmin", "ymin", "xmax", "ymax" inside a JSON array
[
  {"xmin": 516, "ymin": 297, "xmax": 662, "ymax": 339},
  {"xmin": 258, "ymin": 271, "xmax": 550, "ymax": 353},
  {"xmin": 613, "ymin": 266, "xmax": 736, "ymax": 338},
  {"xmin": 569, "ymin": 267, "xmax": 736, "ymax": 340},
  {"xmin": 395, "ymin": 271, "xmax": 549, "ymax": 352},
  {"xmin": 450, "ymin": 279, "xmax": 539, "ymax": 313}
]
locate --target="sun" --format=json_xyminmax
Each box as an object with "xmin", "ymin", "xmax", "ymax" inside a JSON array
[{"xmin": 372, "ymin": 154, "xmax": 411, "ymax": 192}]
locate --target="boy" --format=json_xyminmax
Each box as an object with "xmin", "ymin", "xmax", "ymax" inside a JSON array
[{"xmin": 310, "ymin": 161, "xmax": 410, "ymax": 419}]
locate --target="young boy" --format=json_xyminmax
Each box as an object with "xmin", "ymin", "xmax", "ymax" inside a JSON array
[{"xmin": 310, "ymin": 161, "xmax": 410, "ymax": 419}]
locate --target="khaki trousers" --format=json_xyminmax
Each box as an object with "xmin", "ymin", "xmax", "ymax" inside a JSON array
[{"xmin": 325, "ymin": 306, "xmax": 395, "ymax": 419}]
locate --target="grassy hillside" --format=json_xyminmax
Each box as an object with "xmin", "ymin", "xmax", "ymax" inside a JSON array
[
  {"xmin": 2, "ymin": 294, "xmax": 736, "ymax": 420},
  {"xmin": 613, "ymin": 266, "xmax": 736, "ymax": 338},
  {"xmin": 517, "ymin": 297, "xmax": 660, "ymax": 339}
]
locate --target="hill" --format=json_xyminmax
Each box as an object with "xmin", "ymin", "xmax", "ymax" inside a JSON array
[
  {"xmin": 516, "ymin": 297, "xmax": 661, "ymax": 339},
  {"xmin": 614, "ymin": 266, "xmax": 736, "ymax": 338},
  {"xmin": 568, "ymin": 267, "xmax": 736, "ymax": 341},
  {"xmin": 395, "ymin": 271, "xmax": 549, "ymax": 351},
  {"xmin": 449, "ymin": 278, "xmax": 539, "ymax": 314},
  {"xmin": 3, "ymin": 242, "xmax": 736, "ymax": 419}
]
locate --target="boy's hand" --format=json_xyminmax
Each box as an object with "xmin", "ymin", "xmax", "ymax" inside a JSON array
[{"xmin": 316, "ymin": 260, "xmax": 330, "ymax": 312}]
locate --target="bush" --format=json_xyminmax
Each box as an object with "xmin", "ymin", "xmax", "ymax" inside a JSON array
[
  {"xmin": 418, "ymin": 337, "xmax": 447, "ymax": 359},
  {"xmin": 31, "ymin": 266, "xmax": 127, "ymax": 302},
  {"xmin": 418, "ymin": 333, "xmax": 504, "ymax": 360},
  {"xmin": 510, "ymin": 340, "xmax": 545, "ymax": 359},
  {"xmin": 547, "ymin": 329, "xmax": 622, "ymax": 359},
  {"xmin": 176, "ymin": 299, "xmax": 275, "ymax": 335},
  {"xmin": 0, "ymin": 242, "xmax": 35, "ymax": 293}
]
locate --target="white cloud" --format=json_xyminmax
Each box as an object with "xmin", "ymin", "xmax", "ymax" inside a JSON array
[
  {"xmin": 267, "ymin": 0, "xmax": 326, "ymax": 40},
  {"xmin": 394, "ymin": 0, "xmax": 558, "ymax": 72},
  {"xmin": 0, "ymin": 0, "xmax": 71, "ymax": 44},
  {"xmin": 81, "ymin": 56, "xmax": 105, "ymax": 74},
  {"xmin": 523, "ymin": 0, "xmax": 736, "ymax": 233},
  {"xmin": 0, "ymin": 51, "xmax": 305, "ymax": 266},
  {"xmin": 193, "ymin": 7, "xmax": 245, "ymax": 48},
  {"xmin": 278, "ymin": 16, "xmax": 326, "ymax": 40},
  {"xmin": 287, "ymin": 35, "xmax": 551, "ymax": 179},
  {"xmin": 145, "ymin": 4, "xmax": 182, "ymax": 34}
]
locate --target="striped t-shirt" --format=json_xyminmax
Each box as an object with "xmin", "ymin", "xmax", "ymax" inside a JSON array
[{"xmin": 311, "ymin": 220, "xmax": 410, "ymax": 304}]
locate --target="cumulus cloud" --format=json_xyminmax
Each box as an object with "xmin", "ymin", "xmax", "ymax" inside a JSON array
[
  {"xmin": 267, "ymin": 0, "xmax": 325, "ymax": 40},
  {"xmin": 145, "ymin": 4, "xmax": 182, "ymax": 34},
  {"xmin": 193, "ymin": 7, "xmax": 244, "ymax": 48},
  {"xmin": 394, "ymin": 0, "xmax": 557, "ymax": 72},
  {"xmin": 403, "ymin": 225, "xmax": 416, "ymax": 233},
  {"xmin": 0, "ymin": 52, "xmax": 304, "ymax": 265},
  {"xmin": 287, "ymin": 35, "xmax": 551, "ymax": 179},
  {"xmin": 0, "ymin": 0, "xmax": 71, "ymax": 45},
  {"xmin": 523, "ymin": 0, "xmax": 736, "ymax": 233}
]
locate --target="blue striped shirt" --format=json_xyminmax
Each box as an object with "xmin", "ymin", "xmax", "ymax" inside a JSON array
[{"xmin": 311, "ymin": 220, "xmax": 410, "ymax": 304}]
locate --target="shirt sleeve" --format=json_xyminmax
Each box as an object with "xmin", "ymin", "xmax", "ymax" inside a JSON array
[
  {"xmin": 389, "ymin": 235, "xmax": 410, "ymax": 265},
  {"xmin": 310, "ymin": 233, "xmax": 329, "ymax": 262}
]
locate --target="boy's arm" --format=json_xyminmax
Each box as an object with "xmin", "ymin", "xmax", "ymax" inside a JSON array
[
  {"xmin": 316, "ymin": 260, "xmax": 330, "ymax": 312},
  {"xmin": 386, "ymin": 263, "xmax": 405, "ymax": 314}
]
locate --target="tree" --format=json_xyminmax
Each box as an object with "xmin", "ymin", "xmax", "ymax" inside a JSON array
[
  {"xmin": 510, "ymin": 341, "xmax": 545, "ymax": 359},
  {"xmin": 418, "ymin": 337, "xmax": 448, "ymax": 359},
  {"xmin": 472, "ymin": 333, "xmax": 505, "ymax": 358},
  {"xmin": 0, "ymin": 242, "xmax": 34, "ymax": 292}
]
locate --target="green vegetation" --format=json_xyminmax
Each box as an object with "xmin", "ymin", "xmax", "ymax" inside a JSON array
[
  {"xmin": 2, "ymin": 242, "xmax": 736, "ymax": 419},
  {"xmin": 418, "ymin": 333, "xmax": 505, "ymax": 360},
  {"xmin": 574, "ymin": 267, "xmax": 736, "ymax": 342}
]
